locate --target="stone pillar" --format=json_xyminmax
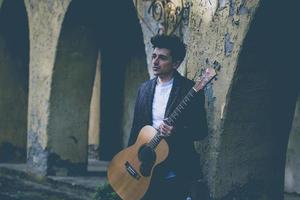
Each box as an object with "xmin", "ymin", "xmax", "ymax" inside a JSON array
[
  {"xmin": 88, "ymin": 52, "xmax": 101, "ymax": 159},
  {"xmin": 25, "ymin": 0, "xmax": 71, "ymax": 175}
]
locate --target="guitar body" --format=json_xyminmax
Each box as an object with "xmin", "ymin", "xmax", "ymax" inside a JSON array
[{"xmin": 108, "ymin": 125, "xmax": 169, "ymax": 200}]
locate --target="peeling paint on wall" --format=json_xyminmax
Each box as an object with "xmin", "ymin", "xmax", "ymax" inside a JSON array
[
  {"xmin": 229, "ymin": 0, "xmax": 235, "ymax": 16},
  {"xmin": 218, "ymin": 0, "xmax": 226, "ymax": 10},
  {"xmin": 238, "ymin": 0, "xmax": 251, "ymax": 15},
  {"xmin": 27, "ymin": 131, "xmax": 48, "ymax": 175},
  {"xmin": 224, "ymin": 33, "xmax": 234, "ymax": 56}
]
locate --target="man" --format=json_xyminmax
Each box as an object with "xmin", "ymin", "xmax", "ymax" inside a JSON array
[{"xmin": 128, "ymin": 34, "xmax": 208, "ymax": 200}]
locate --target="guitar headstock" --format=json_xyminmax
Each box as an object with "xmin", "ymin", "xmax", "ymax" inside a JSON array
[{"xmin": 193, "ymin": 68, "xmax": 217, "ymax": 92}]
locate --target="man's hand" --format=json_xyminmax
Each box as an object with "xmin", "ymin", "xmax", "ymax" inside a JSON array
[{"xmin": 159, "ymin": 120, "xmax": 174, "ymax": 137}]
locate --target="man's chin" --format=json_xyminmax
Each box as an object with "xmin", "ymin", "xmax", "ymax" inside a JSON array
[{"xmin": 152, "ymin": 72, "xmax": 160, "ymax": 76}]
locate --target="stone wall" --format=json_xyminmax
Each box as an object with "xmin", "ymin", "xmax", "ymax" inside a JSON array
[
  {"xmin": 25, "ymin": 0, "xmax": 72, "ymax": 175},
  {"xmin": 0, "ymin": 0, "xmax": 299, "ymax": 199}
]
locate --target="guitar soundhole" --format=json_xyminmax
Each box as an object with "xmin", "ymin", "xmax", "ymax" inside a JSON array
[{"xmin": 138, "ymin": 144, "xmax": 156, "ymax": 177}]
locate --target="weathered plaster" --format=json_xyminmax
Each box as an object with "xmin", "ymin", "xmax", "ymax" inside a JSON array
[
  {"xmin": 184, "ymin": 0, "xmax": 261, "ymax": 198},
  {"xmin": 25, "ymin": 0, "xmax": 71, "ymax": 174},
  {"xmin": 88, "ymin": 52, "xmax": 101, "ymax": 147}
]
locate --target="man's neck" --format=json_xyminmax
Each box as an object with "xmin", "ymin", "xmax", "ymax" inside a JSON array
[{"xmin": 157, "ymin": 71, "xmax": 176, "ymax": 83}]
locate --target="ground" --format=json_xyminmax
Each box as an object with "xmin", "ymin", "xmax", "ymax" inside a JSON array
[
  {"xmin": 0, "ymin": 160, "xmax": 299, "ymax": 200},
  {"xmin": 0, "ymin": 160, "xmax": 107, "ymax": 200}
]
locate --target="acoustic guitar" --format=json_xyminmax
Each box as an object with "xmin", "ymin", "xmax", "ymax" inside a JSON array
[{"xmin": 108, "ymin": 68, "xmax": 217, "ymax": 200}]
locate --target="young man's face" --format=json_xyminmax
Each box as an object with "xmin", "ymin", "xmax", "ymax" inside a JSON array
[{"xmin": 151, "ymin": 47, "xmax": 179, "ymax": 80}]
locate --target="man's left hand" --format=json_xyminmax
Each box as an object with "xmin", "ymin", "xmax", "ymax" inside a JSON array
[{"xmin": 159, "ymin": 120, "xmax": 174, "ymax": 137}]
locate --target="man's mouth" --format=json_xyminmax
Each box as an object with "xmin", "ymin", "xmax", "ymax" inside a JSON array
[{"xmin": 152, "ymin": 66, "xmax": 160, "ymax": 71}]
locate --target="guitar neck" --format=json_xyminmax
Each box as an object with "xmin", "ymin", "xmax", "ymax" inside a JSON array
[
  {"xmin": 148, "ymin": 87, "xmax": 198, "ymax": 149},
  {"xmin": 165, "ymin": 87, "xmax": 197, "ymax": 126}
]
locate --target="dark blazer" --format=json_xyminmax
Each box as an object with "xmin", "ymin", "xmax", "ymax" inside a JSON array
[{"xmin": 128, "ymin": 71, "xmax": 208, "ymax": 179}]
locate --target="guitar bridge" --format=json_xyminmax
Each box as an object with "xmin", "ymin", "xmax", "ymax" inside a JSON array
[{"xmin": 125, "ymin": 161, "xmax": 141, "ymax": 180}]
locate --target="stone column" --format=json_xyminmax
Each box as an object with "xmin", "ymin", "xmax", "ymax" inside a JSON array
[
  {"xmin": 88, "ymin": 52, "xmax": 101, "ymax": 159},
  {"xmin": 25, "ymin": 0, "xmax": 71, "ymax": 175}
]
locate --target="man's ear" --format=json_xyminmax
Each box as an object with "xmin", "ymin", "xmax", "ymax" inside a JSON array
[{"xmin": 172, "ymin": 60, "xmax": 181, "ymax": 69}]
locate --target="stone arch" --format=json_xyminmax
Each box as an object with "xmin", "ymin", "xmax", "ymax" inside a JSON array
[
  {"xmin": 214, "ymin": 1, "xmax": 299, "ymax": 199},
  {"xmin": 0, "ymin": 0, "xmax": 29, "ymax": 163},
  {"xmin": 47, "ymin": 0, "xmax": 147, "ymax": 175},
  {"xmin": 47, "ymin": 0, "xmax": 99, "ymax": 175}
]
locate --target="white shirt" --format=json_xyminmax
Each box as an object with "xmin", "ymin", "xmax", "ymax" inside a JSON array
[{"xmin": 152, "ymin": 78, "xmax": 174, "ymax": 129}]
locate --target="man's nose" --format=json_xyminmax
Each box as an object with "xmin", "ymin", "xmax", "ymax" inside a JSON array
[{"xmin": 153, "ymin": 57, "xmax": 159, "ymax": 65}]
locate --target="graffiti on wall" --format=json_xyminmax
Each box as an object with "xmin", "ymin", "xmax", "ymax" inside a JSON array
[{"xmin": 135, "ymin": 0, "xmax": 192, "ymax": 35}]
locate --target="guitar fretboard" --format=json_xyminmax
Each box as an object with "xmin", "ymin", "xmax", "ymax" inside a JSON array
[
  {"xmin": 165, "ymin": 88, "xmax": 197, "ymax": 126},
  {"xmin": 148, "ymin": 87, "xmax": 197, "ymax": 149}
]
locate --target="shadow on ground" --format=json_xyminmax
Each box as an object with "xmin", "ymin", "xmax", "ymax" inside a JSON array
[{"xmin": 0, "ymin": 160, "xmax": 108, "ymax": 200}]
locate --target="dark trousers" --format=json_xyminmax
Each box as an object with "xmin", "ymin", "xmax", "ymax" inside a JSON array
[{"xmin": 142, "ymin": 175, "xmax": 189, "ymax": 200}]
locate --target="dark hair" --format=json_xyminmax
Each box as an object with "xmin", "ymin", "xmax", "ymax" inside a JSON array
[{"xmin": 150, "ymin": 34, "xmax": 186, "ymax": 63}]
